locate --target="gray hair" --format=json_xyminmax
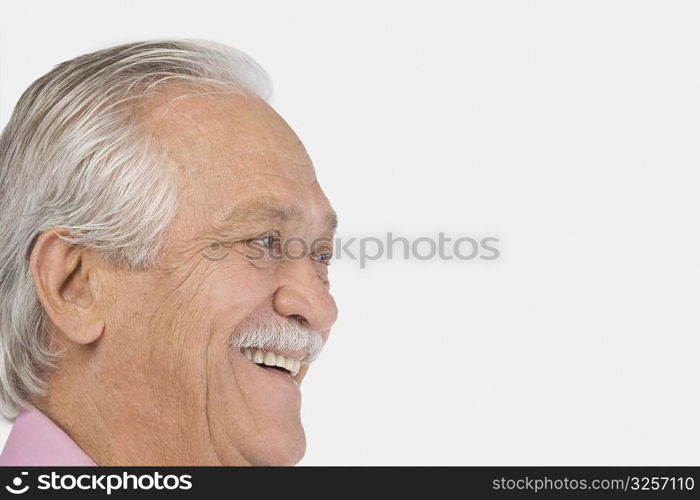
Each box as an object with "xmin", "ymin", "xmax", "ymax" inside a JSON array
[
  {"xmin": 0, "ymin": 39, "xmax": 272, "ymax": 419},
  {"xmin": 230, "ymin": 318, "xmax": 324, "ymax": 364}
]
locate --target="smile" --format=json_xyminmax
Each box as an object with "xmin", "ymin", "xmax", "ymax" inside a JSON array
[{"xmin": 240, "ymin": 348, "xmax": 301, "ymax": 376}]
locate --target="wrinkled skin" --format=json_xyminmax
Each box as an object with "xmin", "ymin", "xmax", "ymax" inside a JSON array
[{"xmin": 30, "ymin": 90, "xmax": 338, "ymax": 465}]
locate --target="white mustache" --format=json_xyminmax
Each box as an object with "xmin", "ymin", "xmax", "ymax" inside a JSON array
[{"xmin": 230, "ymin": 319, "xmax": 324, "ymax": 364}]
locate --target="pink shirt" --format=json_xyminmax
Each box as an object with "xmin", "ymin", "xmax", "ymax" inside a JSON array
[{"xmin": 0, "ymin": 406, "xmax": 96, "ymax": 466}]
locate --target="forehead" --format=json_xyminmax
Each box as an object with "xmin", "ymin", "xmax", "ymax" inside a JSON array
[
  {"xmin": 148, "ymin": 90, "xmax": 315, "ymax": 184},
  {"xmin": 145, "ymin": 90, "xmax": 331, "ymax": 235}
]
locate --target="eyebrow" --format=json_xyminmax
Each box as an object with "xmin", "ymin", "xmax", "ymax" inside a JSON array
[{"xmin": 212, "ymin": 199, "xmax": 338, "ymax": 236}]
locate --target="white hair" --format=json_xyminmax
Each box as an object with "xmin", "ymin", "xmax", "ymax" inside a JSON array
[
  {"xmin": 230, "ymin": 318, "xmax": 324, "ymax": 364},
  {"xmin": 0, "ymin": 39, "xmax": 272, "ymax": 419}
]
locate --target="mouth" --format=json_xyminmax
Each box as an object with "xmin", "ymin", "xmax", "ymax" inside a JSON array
[{"xmin": 240, "ymin": 347, "xmax": 302, "ymax": 377}]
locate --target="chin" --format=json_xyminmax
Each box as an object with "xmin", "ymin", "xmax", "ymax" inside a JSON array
[
  {"xmin": 253, "ymin": 423, "xmax": 307, "ymax": 466},
  {"xmin": 261, "ymin": 438, "xmax": 306, "ymax": 466},
  {"xmin": 220, "ymin": 350, "xmax": 310, "ymax": 465},
  {"xmin": 221, "ymin": 428, "xmax": 306, "ymax": 466}
]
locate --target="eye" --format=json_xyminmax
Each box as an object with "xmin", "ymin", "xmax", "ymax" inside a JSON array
[
  {"xmin": 242, "ymin": 232, "xmax": 282, "ymax": 261},
  {"xmin": 250, "ymin": 235, "xmax": 276, "ymax": 248},
  {"xmin": 312, "ymin": 252, "xmax": 333, "ymax": 265},
  {"xmin": 246, "ymin": 231, "xmax": 281, "ymax": 248}
]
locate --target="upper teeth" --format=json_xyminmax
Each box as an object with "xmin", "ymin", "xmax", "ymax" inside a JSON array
[{"xmin": 242, "ymin": 348, "xmax": 301, "ymax": 376}]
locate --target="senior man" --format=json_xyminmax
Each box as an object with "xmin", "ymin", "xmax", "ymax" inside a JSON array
[{"xmin": 0, "ymin": 40, "xmax": 338, "ymax": 466}]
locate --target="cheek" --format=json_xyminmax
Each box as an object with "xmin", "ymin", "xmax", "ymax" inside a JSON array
[
  {"xmin": 202, "ymin": 262, "xmax": 278, "ymax": 326},
  {"xmin": 200, "ymin": 261, "xmax": 279, "ymax": 379},
  {"xmin": 101, "ymin": 270, "xmax": 222, "ymax": 441}
]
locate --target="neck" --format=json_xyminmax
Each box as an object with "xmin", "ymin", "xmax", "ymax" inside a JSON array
[{"xmin": 32, "ymin": 363, "xmax": 238, "ymax": 465}]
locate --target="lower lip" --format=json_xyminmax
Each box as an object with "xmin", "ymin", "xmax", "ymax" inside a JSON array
[{"xmin": 257, "ymin": 364, "xmax": 297, "ymax": 382}]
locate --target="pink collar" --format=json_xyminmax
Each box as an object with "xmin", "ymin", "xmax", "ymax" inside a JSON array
[{"xmin": 0, "ymin": 406, "xmax": 96, "ymax": 466}]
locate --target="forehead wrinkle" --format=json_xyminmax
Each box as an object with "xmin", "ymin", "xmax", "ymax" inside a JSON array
[
  {"xmin": 205, "ymin": 198, "xmax": 338, "ymax": 242},
  {"xmin": 207, "ymin": 198, "xmax": 303, "ymax": 237}
]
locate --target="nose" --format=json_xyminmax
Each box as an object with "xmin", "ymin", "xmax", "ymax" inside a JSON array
[{"xmin": 273, "ymin": 259, "xmax": 338, "ymax": 335}]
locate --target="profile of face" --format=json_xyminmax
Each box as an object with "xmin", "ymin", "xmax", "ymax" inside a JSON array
[{"xmin": 31, "ymin": 91, "xmax": 338, "ymax": 465}]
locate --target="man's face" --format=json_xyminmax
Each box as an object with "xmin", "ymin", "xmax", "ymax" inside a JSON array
[{"xmin": 98, "ymin": 91, "xmax": 337, "ymax": 465}]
